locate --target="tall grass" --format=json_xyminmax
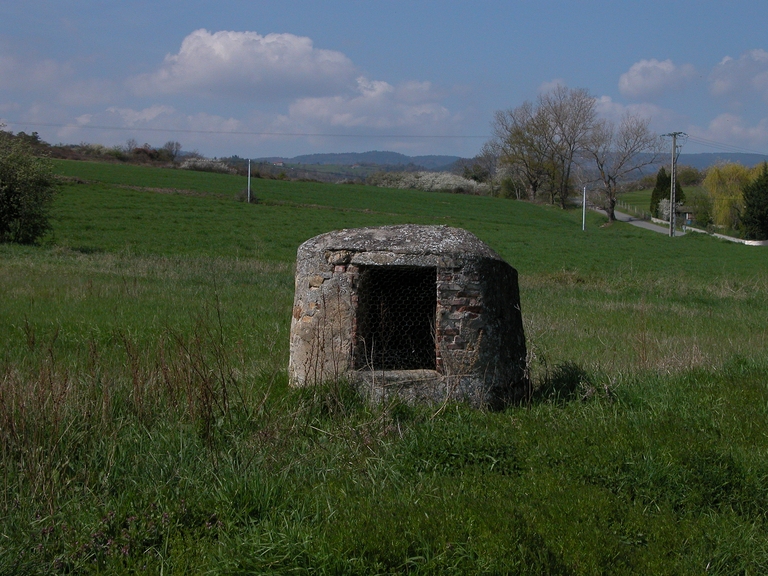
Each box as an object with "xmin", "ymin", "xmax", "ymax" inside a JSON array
[{"xmin": 1, "ymin": 160, "xmax": 767, "ymax": 573}]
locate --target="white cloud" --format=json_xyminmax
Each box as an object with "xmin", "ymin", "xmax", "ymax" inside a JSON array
[
  {"xmin": 0, "ymin": 29, "xmax": 466, "ymax": 156},
  {"xmin": 619, "ymin": 59, "xmax": 696, "ymax": 99},
  {"xmin": 596, "ymin": 95, "xmax": 675, "ymax": 125},
  {"xmin": 709, "ymin": 49, "xmax": 768, "ymax": 101},
  {"xmin": 594, "ymin": 95, "xmax": 692, "ymax": 142},
  {"xmin": 129, "ymin": 29, "xmax": 357, "ymax": 100},
  {"xmin": 287, "ymin": 76, "xmax": 451, "ymax": 130},
  {"xmin": 49, "ymin": 106, "xmax": 244, "ymax": 151},
  {"xmin": 538, "ymin": 78, "xmax": 566, "ymax": 94},
  {"xmin": 106, "ymin": 105, "xmax": 176, "ymax": 126},
  {"xmin": 690, "ymin": 113, "xmax": 768, "ymax": 150}
]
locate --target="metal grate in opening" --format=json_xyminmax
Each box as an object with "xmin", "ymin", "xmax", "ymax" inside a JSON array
[{"xmin": 354, "ymin": 266, "xmax": 436, "ymax": 370}]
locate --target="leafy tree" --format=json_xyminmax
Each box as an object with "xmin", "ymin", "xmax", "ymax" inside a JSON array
[
  {"xmin": 649, "ymin": 167, "xmax": 684, "ymax": 218},
  {"xmin": 0, "ymin": 129, "xmax": 58, "ymax": 244},
  {"xmin": 741, "ymin": 162, "xmax": 768, "ymax": 240},
  {"xmin": 676, "ymin": 165, "xmax": 704, "ymax": 186},
  {"xmin": 461, "ymin": 162, "xmax": 489, "ymax": 183},
  {"xmin": 687, "ymin": 189, "xmax": 713, "ymax": 228},
  {"xmin": 649, "ymin": 167, "xmax": 667, "ymax": 217},
  {"xmin": 703, "ymin": 162, "xmax": 751, "ymax": 230}
]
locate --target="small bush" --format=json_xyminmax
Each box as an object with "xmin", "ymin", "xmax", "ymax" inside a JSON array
[
  {"xmin": 0, "ymin": 130, "xmax": 58, "ymax": 244},
  {"xmin": 741, "ymin": 162, "xmax": 768, "ymax": 240},
  {"xmin": 179, "ymin": 158, "xmax": 236, "ymax": 175},
  {"xmin": 235, "ymin": 189, "xmax": 260, "ymax": 204},
  {"xmin": 367, "ymin": 171, "xmax": 490, "ymax": 194}
]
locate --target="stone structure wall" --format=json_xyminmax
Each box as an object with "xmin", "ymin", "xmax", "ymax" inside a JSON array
[{"xmin": 288, "ymin": 225, "xmax": 527, "ymax": 408}]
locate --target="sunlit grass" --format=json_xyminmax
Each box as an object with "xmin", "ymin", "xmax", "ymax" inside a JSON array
[{"xmin": 2, "ymin": 160, "xmax": 768, "ymax": 573}]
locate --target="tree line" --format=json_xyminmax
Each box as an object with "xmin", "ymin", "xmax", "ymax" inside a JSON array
[
  {"xmin": 458, "ymin": 85, "xmax": 767, "ymax": 239},
  {"xmin": 465, "ymin": 85, "xmax": 663, "ymax": 222}
]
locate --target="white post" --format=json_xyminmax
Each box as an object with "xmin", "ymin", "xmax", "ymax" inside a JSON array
[
  {"xmin": 582, "ymin": 186, "xmax": 586, "ymax": 231},
  {"xmin": 247, "ymin": 159, "xmax": 251, "ymax": 204}
]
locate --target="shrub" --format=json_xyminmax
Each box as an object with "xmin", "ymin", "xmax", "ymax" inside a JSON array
[
  {"xmin": 649, "ymin": 167, "xmax": 684, "ymax": 218},
  {"xmin": 367, "ymin": 171, "xmax": 490, "ymax": 194},
  {"xmin": 688, "ymin": 188, "xmax": 713, "ymax": 228},
  {"xmin": 741, "ymin": 162, "xmax": 768, "ymax": 240},
  {"xmin": 0, "ymin": 130, "xmax": 57, "ymax": 244},
  {"xmin": 676, "ymin": 164, "xmax": 704, "ymax": 186},
  {"xmin": 179, "ymin": 158, "xmax": 236, "ymax": 175}
]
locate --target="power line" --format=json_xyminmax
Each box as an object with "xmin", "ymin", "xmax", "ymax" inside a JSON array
[
  {"xmin": 0, "ymin": 120, "xmax": 489, "ymax": 140},
  {"xmin": 685, "ymin": 134, "xmax": 767, "ymax": 156}
]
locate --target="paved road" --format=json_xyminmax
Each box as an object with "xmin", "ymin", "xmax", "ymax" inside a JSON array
[{"xmin": 601, "ymin": 209, "xmax": 684, "ymax": 236}]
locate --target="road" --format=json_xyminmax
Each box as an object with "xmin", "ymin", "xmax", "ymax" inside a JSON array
[
  {"xmin": 587, "ymin": 206, "xmax": 683, "ymax": 236},
  {"xmin": 612, "ymin": 209, "xmax": 683, "ymax": 235}
]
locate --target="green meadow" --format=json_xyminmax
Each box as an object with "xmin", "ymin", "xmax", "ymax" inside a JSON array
[{"xmin": 2, "ymin": 160, "xmax": 767, "ymax": 574}]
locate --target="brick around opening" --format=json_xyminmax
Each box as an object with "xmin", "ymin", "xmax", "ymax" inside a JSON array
[
  {"xmin": 354, "ymin": 266, "xmax": 436, "ymax": 371},
  {"xmin": 288, "ymin": 224, "xmax": 528, "ymax": 408}
]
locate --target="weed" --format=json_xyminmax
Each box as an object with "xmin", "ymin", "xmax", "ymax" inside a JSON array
[{"xmin": 2, "ymin": 159, "xmax": 768, "ymax": 573}]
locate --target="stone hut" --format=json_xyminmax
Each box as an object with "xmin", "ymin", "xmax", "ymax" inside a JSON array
[{"xmin": 288, "ymin": 225, "xmax": 527, "ymax": 408}]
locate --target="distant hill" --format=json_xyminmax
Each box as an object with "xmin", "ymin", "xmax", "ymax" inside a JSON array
[
  {"xmin": 253, "ymin": 150, "xmax": 768, "ymax": 179},
  {"xmin": 257, "ymin": 151, "xmax": 462, "ymax": 171}
]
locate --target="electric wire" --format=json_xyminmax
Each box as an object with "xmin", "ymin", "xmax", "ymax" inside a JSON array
[{"xmin": 0, "ymin": 120, "xmax": 488, "ymax": 140}]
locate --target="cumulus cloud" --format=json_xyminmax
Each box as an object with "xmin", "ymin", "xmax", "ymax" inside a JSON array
[
  {"xmin": 619, "ymin": 58, "xmax": 696, "ymax": 99},
  {"xmin": 691, "ymin": 113, "xmax": 768, "ymax": 149},
  {"xmin": 594, "ymin": 95, "xmax": 685, "ymax": 138},
  {"xmin": 709, "ymin": 49, "xmax": 768, "ymax": 100},
  {"xmin": 596, "ymin": 95, "xmax": 676, "ymax": 125},
  {"xmin": 52, "ymin": 106, "xmax": 243, "ymax": 151},
  {"xmin": 129, "ymin": 29, "xmax": 357, "ymax": 100},
  {"xmin": 0, "ymin": 29, "xmax": 466, "ymax": 155},
  {"xmin": 287, "ymin": 76, "xmax": 451, "ymax": 130}
]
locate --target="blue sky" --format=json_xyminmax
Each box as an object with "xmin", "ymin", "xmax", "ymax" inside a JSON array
[{"xmin": 2, "ymin": 0, "xmax": 768, "ymax": 159}]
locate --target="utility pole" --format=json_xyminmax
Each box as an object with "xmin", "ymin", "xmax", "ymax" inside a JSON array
[
  {"xmin": 247, "ymin": 159, "xmax": 251, "ymax": 204},
  {"xmin": 663, "ymin": 132, "xmax": 686, "ymax": 237}
]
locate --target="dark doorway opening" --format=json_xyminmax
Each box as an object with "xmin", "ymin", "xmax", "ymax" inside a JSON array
[{"xmin": 355, "ymin": 266, "xmax": 436, "ymax": 370}]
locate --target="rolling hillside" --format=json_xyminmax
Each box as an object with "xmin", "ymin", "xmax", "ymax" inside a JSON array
[{"xmin": 2, "ymin": 159, "xmax": 767, "ymax": 574}]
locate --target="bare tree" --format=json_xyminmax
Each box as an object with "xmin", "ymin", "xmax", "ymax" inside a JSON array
[
  {"xmin": 490, "ymin": 86, "xmax": 597, "ymax": 207},
  {"xmin": 584, "ymin": 113, "xmax": 663, "ymax": 222},
  {"xmin": 475, "ymin": 141, "xmax": 500, "ymax": 195},
  {"xmin": 491, "ymin": 101, "xmax": 553, "ymax": 202},
  {"xmin": 162, "ymin": 140, "xmax": 182, "ymax": 162},
  {"xmin": 538, "ymin": 86, "xmax": 597, "ymax": 209}
]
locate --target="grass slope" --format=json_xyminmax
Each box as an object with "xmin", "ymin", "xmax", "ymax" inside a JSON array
[{"xmin": 1, "ymin": 160, "xmax": 767, "ymax": 574}]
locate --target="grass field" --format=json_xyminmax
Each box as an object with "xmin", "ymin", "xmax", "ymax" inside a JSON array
[
  {"xmin": 619, "ymin": 186, "xmax": 708, "ymax": 221},
  {"xmin": 2, "ymin": 160, "xmax": 767, "ymax": 574}
]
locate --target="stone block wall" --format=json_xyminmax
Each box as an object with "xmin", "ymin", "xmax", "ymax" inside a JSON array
[{"xmin": 288, "ymin": 225, "xmax": 527, "ymax": 408}]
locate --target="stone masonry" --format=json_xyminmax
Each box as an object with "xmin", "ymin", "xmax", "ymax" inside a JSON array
[{"xmin": 288, "ymin": 224, "xmax": 527, "ymax": 408}]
